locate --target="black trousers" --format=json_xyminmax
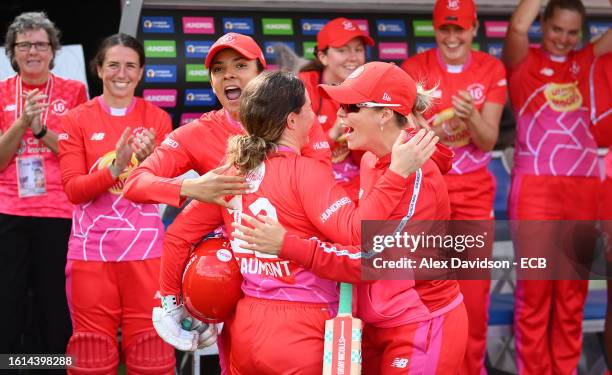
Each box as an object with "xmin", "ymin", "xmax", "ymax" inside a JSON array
[{"xmin": 0, "ymin": 213, "xmax": 72, "ymax": 356}]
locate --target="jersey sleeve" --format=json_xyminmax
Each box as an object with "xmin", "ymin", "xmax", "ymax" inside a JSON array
[
  {"xmin": 280, "ymin": 234, "xmax": 370, "ymax": 284},
  {"xmin": 123, "ymin": 126, "xmax": 195, "ymax": 207},
  {"xmin": 485, "ymin": 59, "xmax": 508, "ymax": 105},
  {"xmin": 297, "ymin": 158, "xmax": 410, "ymax": 246},
  {"xmin": 58, "ymin": 110, "xmax": 117, "ymax": 204},
  {"xmin": 161, "ymin": 199, "xmax": 224, "ymax": 295}
]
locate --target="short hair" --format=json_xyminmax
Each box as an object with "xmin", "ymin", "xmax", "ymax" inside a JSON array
[
  {"xmin": 90, "ymin": 33, "xmax": 145, "ymax": 76},
  {"xmin": 543, "ymin": 0, "xmax": 586, "ymax": 25},
  {"xmin": 4, "ymin": 12, "xmax": 61, "ymax": 72},
  {"xmin": 226, "ymin": 71, "xmax": 306, "ymax": 174}
]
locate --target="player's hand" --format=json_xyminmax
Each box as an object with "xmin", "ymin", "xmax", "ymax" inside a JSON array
[
  {"xmin": 231, "ymin": 213, "xmax": 286, "ymax": 255},
  {"xmin": 452, "ymin": 90, "xmax": 475, "ymax": 120},
  {"xmin": 152, "ymin": 295, "xmax": 218, "ymax": 351},
  {"xmin": 180, "ymin": 164, "xmax": 249, "ymax": 207},
  {"xmin": 110, "ymin": 127, "xmax": 133, "ymax": 178},
  {"xmin": 389, "ymin": 129, "xmax": 438, "ymax": 178},
  {"xmin": 20, "ymin": 89, "xmax": 49, "ymax": 126},
  {"xmin": 131, "ymin": 128, "xmax": 156, "ymax": 162}
]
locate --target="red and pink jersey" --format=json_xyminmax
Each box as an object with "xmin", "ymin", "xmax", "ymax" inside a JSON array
[
  {"xmin": 0, "ymin": 74, "xmax": 87, "ymax": 218},
  {"xmin": 58, "ymin": 96, "xmax": 171, "ymax": 261},
  {"xmin": 124, "ymin": 108, "xmax": 331, "ymax": 207},
  {"xmin": 280, "ymin": 144, "xmax": 462, "ymax": 328},
  {"xmin": 299, "ymin": 70, "xmax": 362, "ymax": 199},
  {"xmin": 508, "ymin": 45, "xmax": 599, "ymax": 177},
  {"xmin": 401, "ymin": 49, "xmax": 507, "ymax": 174},
  {"xmin": 161, "ymin": 149, "xmax": 411, "ymax": 305}
]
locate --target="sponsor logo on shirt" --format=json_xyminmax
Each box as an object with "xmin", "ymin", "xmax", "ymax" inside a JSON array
[
  {"xmin": 320, "ymin": 196, "xmax": 351, "ymax": 223},
  {"xmin": 90, "ymin": 132, "xmax": 105, "ymax": 141},
  {"xmin": 313, "ymin": 141, "xmax": 330, "ymax": 150},
  {"xmin": 544, "ymin": 82, "xmax": 583, "ymax": 112},
  {"xmin": 376, "ymin": 19, "xmax": 406, "ymax": 37},
  {"xmin": 58, "ymin": 133, "xmax": 69, "ymax": 141},
  {"xmin": 497, "ymin": 78, "xmax": 507, "ymax": 87},
  {"xmin": 3, "ymin": 104, "xmax": 16, "ymax": 112},
  {"xmin": 223, "ymin": 17, "xmax": 254, "ymax": 35},
  {"xmin": 540, "ymin": 68, "xmax": 554, "ymax": 77},
  {"xmin": 391, "ymin": 358, "xmax": 409, "ymax": 368},
  {"xmin": 300, "ymin": 19, "xmax": 328, "ymax": 35},
  {"xmin": 97, "ymin": 150, "xmax": 139, "ymax": 194},
  {"xmin": 318, "ymin": 115, "xmax": 328, "ymax": 124},
  {"xmin": 182, "ymin": 17, "xmax": 215, "ymax": 34},
  {"xmin": 142, "ymin": 16, "xmax": 175, "ymax": 34},
  {"xmin": 162, "ymin": 137, "xmax": 179, "ymax": 149},
  {"xmin": 262, "ymin": 18, "xmax": 294, "ymax": 35},
  {"xmin": 433, "ymin": 107, "xmax": 470, "ymax": 147}
]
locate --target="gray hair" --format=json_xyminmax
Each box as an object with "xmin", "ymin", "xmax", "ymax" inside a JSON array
[{"xmin": 4, "ymin": 12, "xmax": 61, "ymax": 72}]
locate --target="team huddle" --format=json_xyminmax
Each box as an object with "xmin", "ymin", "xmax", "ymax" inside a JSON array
[{"xmin": 1, "ymin": 0, "xmax": 611, "ymax": 374}]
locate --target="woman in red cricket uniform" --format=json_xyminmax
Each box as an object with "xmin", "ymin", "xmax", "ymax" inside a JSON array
[
  {"xmin": 401, "ymin": 1, "xmax": 507, "ymax": 372},
  {"xmin": 155, "ymin": 69, "xmax": 439, "ymax": 374},
  {"xmin": 235, "ymin": 62, "xmax": 468, "ymax": 375},
  {"xmin": 504, "ymin": 0, "xmax": 612, "ymax": 373},
  {"xmin": 299, "ymin": 17, "xmax": 374, "ymax": 200},
  {"xmin": 58, "ymin": 34, "xmax": 186, "ymax": 374}
]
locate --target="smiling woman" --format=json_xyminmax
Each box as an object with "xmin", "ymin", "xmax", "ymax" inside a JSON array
[
  {"xmin": 57, "ymin": 33, "xmax": 177, "ymax": 374},
  {"xmin": 0, "ymin": 11, "xmax": 88, "ymax": 356}
]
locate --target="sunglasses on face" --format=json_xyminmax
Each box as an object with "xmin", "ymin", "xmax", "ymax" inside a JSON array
[{"xmin": 340, "ymin": 102, "xmax": 401, "ymax": 113}]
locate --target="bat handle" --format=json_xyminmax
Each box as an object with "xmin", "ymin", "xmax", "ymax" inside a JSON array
[{"xmin": 338, "ymin": 283, "xmax": 353, "ymax": 315}]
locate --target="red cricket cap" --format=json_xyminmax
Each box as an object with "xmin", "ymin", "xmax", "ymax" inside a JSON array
[
  {"xmin": 205, "ymin": 32, "xmax": 267, "ymax": 69},
  {"xmin": 433, "ymin": 0, "xmax": 477, "ymax": 30},
  {"xmin": 317, "ymin": 18, "xmax": 374, "ymax": 51},
  {"xmin": 319, "ymin": 62, "xmax": 417, "ymax": 116}
]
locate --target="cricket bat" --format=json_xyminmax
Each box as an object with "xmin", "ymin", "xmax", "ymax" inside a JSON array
[{"xmin": 323, "ymin": 283, "xmax": 362, "ymax": 375}]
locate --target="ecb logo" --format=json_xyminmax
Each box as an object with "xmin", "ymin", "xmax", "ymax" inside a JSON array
[
  {"xmin": 143, "ymin": 20, "xmax": 153, "ymax": 29},
  {"xmin": 146, "ymin": 69, "xmax": 155, "ymax": 78},
  {"xmin": 303, "ymin": 23, "xmax": 311, "ymax": 31},
  {"xmin": 225, "ymin": 22, "xmax": 233, "ymax": 30},
  {"xmin": 186, "ymin": 93, "xmax": 195, "ymax": 102},
  {"xmin": 378, "ymin": 24, "xmax": 386, "ymax": 32},
  {"xmin": 266, "ymin": 45, "xmax": 275, "ymax": 54}
]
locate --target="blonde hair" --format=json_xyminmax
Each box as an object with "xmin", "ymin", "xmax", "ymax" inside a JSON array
[{"xmin": 226, "ymin": 71, "xmax": 306, "ymax": 174}]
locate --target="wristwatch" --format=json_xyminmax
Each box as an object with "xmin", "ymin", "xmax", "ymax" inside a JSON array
[{"xmin": 33, "ymin": 124, "xmax": 48, "ymax": 139}]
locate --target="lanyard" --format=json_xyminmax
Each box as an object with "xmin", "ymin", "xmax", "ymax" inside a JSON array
[{"xmin": 14, "ymin": 74, "xmax": 54, "ymax": 125}]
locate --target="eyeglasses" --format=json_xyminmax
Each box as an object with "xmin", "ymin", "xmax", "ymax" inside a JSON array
[
  {"xmin": 14, "ymin": 41, "xmax": 51, "ymax": 52},
  {"xmin": 340, "ymin": 102, "xmax": 401, "ymax": 113}
]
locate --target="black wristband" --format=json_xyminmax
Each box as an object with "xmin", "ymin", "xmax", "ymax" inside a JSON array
[{"xmin": 34, "ymin": 124, "xmax": 47, "ymax": 139}]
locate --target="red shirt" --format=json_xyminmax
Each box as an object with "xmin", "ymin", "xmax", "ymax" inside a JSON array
[
  {"xmin": 401, "ymin": 49, "xmax": 507, "ymax": 174},
  {"xmin": 589, "ymin": 53, "xmax": 612, "ymax": 148},
  {"xmin": 124, "ymin": 108, "xmax": 331, "ymax": 207},
  {"xmin": 58, "ymin": 97, "xmax": 171, "ymax": 261},
  {"xmin": 160, "ymin": 150, "xmax": 409, "ymax": 303},
  {"xmin": 508, "ymin": 45, "xmax": 599, "ymax": 177},
  {"xmin": 0, "ymin": 74, "xmax": 87, "ymax": 218},
  {"xmin": 280, "ymin": 144, "xmax": 462, "ymax": 327},
  {"xmin": 299, "ymin": 70, "xmax": 363, "ymax": 199}
]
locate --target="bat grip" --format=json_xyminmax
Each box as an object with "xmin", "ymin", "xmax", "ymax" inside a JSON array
[{"xmin": 338, "ymin": 282, "xmax": 353, "ymax": 315}]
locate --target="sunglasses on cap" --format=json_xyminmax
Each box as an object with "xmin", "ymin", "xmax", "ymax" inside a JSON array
[{"xmin": 340, "ymin": 102, "xmax": 401, "ymax": 114}]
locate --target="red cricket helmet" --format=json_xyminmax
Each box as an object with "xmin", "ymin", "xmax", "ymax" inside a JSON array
[{"xmin": 182, "ymin": 236, "xmax": 243, "ymax": 323}]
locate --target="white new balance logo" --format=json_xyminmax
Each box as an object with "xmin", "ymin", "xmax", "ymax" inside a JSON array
[
  {"xmin": 3, "ymin": 104, "xmax": 16, "ymax": 112},
  {"xmin": 382, "ymin": 92, "xmax": 392, "ymax": 102},
  {"xmin": 391, "ymin": 357, "xmax": 409, "ymax": 368},
  {"xmin": 90, "ymin": 132, "xmax": 105, "ymax": 141}
]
